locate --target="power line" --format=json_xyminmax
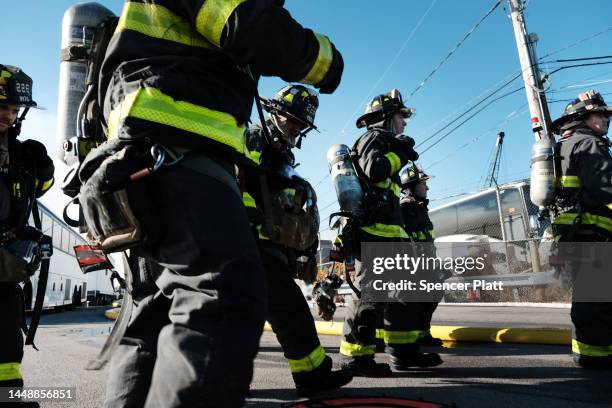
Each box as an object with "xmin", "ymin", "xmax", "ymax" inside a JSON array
[
  {"xmin": 539, "ymin": 24, "xmax": 612, "ymax": 60},
  {"xmin": 419, "ymin": 86, "xmax": 524, "ymax": 155},
  {"xmin": 408, "ymin": 0, "xmax": 503, "ymax": 98},
  {"xmin": 339, "ymin": 0, "xmax": 439, "ymax": 134},
  {"xmin": 540, "ymin": 55, "xmax": 612, "ymax": 64}
]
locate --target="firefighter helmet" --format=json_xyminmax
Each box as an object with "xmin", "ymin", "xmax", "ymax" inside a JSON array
[
  {"xmin": 400, "ymin": 163, "xmax": 430, "ymax": 190},
  {"xmin": 551, "ymin": 90, "xmax": 612, "ymax": 133},
  {"xmin": 263, "ymin": 85, "xmax": 319, "ymax": 130},
  {"xmin": 356, "ymin": 89, "xmax": 414, "ymax": 129},
  {"xmin": 0, "ymin": 65, "xmax": 37, "ymax": 107}
]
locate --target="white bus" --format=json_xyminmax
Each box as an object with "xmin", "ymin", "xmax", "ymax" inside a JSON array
[
  {"xmin": 22, "ymin": 202, "xmax": 115, "ymax": 310},
  {"xmin": 429, "ymin": 179, "xmax": 549, "ymax": 242}
]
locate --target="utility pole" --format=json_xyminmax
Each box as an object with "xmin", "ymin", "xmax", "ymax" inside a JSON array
[
  {"xmin": 508, "ymin": 0, "xmax": 547, "ymax": 299},
  {"xmin": 508, "ymin": 0, "xmax": 553, "ymax": 141}
]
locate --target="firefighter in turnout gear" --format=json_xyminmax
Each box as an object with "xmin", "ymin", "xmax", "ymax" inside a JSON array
[
  {"xmin": 99, "ymin": 2, "xmax": 343, "ymax": 407},
  {"xmin": 339, "ymin": 89, "xmax": 443, "ymax": 377},
  {"xmin": 550, "ymin": 90, "xmax": 612, "ymax": 369},
  {"xmin": 0, "ymin": 65, "xmax": 54, "ymax": 401},
  {"xmin": 399, "ymin": 164, "xmax": 444, "ymax": 347},
  {"xmin": 242, "ymin": 85, "xmax": 353, "ymax": 396}
]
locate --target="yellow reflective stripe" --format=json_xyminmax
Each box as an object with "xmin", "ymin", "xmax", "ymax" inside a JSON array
[
  {"xmin": 384, "ymin": 152, "xmax": 402, "ymax": 175},
  {"xmin": 0, "ymin": 362, "xmax": 22, "ymax": 382},
  {"xmin": 242, "ymin": 192, "xmax": 256, "ymax": 208},
  {"xmin": 0, "ymin": 70, "xmax": 12, "ymax": 78},
  {"xmin": 430, "ymin": 229, "xmax": 435, "ymax": 238},
  {"xmin": 375, "ymin": 328, "xmax": 384, "ymax": 340},
  {"xmin": 572, "ymin": 339, "xmax": 612, "ymax": 357},
  {"xmin": 300, "ymin": 33, "xmax": 333, "ymax": 85},
  {"xmin": 607, "ymin": 203, "xmax": 612, "ymax": 211},
  {"xmin": 417, "ymin": 231, "xmax": 426, "ymax": 241},
  {"xmin": 196, "ymin": 0, "xmax": 247, "ymax": 47},
  {"xmin": 559, "ymin": 175, "xmax": 581, "ymax": 188},
  {"xmin": 383, "ymin": 330, "xmax": 425, "ymax": 345},
  {"xmin": 116, "ymin": 2, "xmax": 212, "ymax": 48},
  {"xmin": 108, "ymin": 87, "xmax": 246, "ymax": 154},
  {"xmin": 339, "ymin": 341, "xmax": 375, "ymax": 357},
  {"xmin": 257, "ymin": 225, "xmax": 269, "ymax": 241},
  {"xmin": 553, "ymin": 212, "xmax": 612, "ymax": 233},
  {"xmin": 287, "ymin": 345, "xmax": 326, "ymax": 373},
  {"xmin": 245, "ymin": 149, "xmax": 261, "ymax": 165},
  {"xmin": 39, "ymin": 178, "xmax": 54, "ymax": 193},
  {"xmin": 360, "ymin": 223, "xmax": 409, "ymax": 239},
  {"xmin": 374, "ymin": 178, "xmax": 400, "ymax": 198}
]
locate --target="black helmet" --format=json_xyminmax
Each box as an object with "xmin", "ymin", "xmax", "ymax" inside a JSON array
[
  {"xmin": 263, "ymin": 85, "xmax": 319, "ymax": 130},
  {"xmin": 551, "ymin": 90, "xmax": 612, "ymax": 133},
  {"xmin": 0, "ymin": 65, "xmax": 37, "ymax": 107},
  {"xmin": 400, "ymin": 163, "xmax": 430, "ymax": 190},
  {"xmin": 356, "ymin": 89, "xmax": 414, "ymax": 129}
]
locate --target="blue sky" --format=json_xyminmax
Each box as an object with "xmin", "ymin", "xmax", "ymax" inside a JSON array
[{"xmin": 3, "ymin": 0, "xmax": 612, "ymax": 241}]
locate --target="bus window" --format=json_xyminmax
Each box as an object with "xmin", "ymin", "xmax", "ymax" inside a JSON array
[
  {"xmin": 429, "ymin": 204, "xmax": 458, "ymax": 238},
  {"xmin": 52, "ymin": 220, "xmax": 62, "ymax": 249},
  {"xmin": 499, "ymin": 188, "xmax": 528, "ymax": 241},
  {"xmin": 41, "ymin": 212, "xmax": 53, "ymax": 236},
  {"xmin": 456, "ymin": 191, "xmax": 501, "ymax": 239},
  {"xmin": 52, "ymin": 282, "xmax": 56, "ymax": 291},
  {"xmin": 61, "ymin": 227, "xmax": 71, "ymax": 252}
]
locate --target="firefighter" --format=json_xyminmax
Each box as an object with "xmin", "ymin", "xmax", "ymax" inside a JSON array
[
  {"xmin": 242, "ymin": 84, "xmax": 353, "ymax": 396},
  {"xmin": 399, "ymin": 164, "xmax": 444, "ymax": 347},
  {"xmin": 550, "ymin": 90, "xmax": 612, "ymax": 369},
  {"xmin": 339, "ymin": 89, "xmax": 443, "ymax": 377},
  {"xmin": 98, "ymin": 2, "xmax": 343, "ymax": 407},
  {"xmin": 0, "ymin": 65, "xmax": 54, "ymax": 401}
]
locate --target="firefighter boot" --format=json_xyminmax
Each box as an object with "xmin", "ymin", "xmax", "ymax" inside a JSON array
[
  {"xmin": 390, "ymin": 352, "xmax": 443, "ymax": 370},
  {"xmin": 292, "ymin": 356, "xmax": 353, "ymax": 397},
  {"xmin": 418, "ymin": 332, "xmax": 444, "ymax": 347},
  {"xmin": 340, "ymin": 356, "xmax": 393, "ymax": 378},
  {"xmin": 573, "ymin": 354, "xmax": 612, "ymax": 369}
]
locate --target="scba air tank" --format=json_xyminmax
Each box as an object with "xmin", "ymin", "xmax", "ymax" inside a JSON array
[
  {"xmin": 530, "ymin": 136, "xmax": 556, "ymax": 207},
  {"xmin": 326, "ymin": 144, "xmax": 363, "ymax": 214},
  {"xmin": 56, "ymin": 2, "xmax": 115, "ymax": 165}
]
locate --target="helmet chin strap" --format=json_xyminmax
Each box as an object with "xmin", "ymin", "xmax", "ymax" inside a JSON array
[{"xmin": 8, "ymin": 106, "xmax": 29, "ymax": 140}]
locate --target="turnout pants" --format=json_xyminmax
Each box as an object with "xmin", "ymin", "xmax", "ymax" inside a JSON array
[
  {"xmin": 259, "ymin": 241, "xmax": 325, "ymax": 376},
  {"xmin": 556, "ymin": 228, "xmax": 612, "ymax": 362},
  {"xmin": 0, "ymin": 283, "xmax": 25, "ymax": 388},
  {"xmin": 341, "ymin": 259, "xmax": 426, "ymax": 359},
  {"xmin": 104, "ymin": 159, "xmax": 266, "ymax": 408}
]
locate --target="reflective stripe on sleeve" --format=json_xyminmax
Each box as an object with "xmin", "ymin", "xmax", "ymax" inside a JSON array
[
  {"xmin": 300, "ymin": 33, "xmax": 333, "ymax": 85},
  {"xmin": 116, "ymin": 1, "xmax": 213, "ymax": 48},
  {"xmin": 196, "ymin": 0, "xmax": 247, "ymax": 47}
]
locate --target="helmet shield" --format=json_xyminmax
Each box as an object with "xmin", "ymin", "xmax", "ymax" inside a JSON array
[{"xmin": 0, "ymin": 65, "xmax": 37, "ymax": 107}]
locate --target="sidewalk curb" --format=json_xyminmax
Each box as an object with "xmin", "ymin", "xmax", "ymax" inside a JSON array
[
  {"xmin": 107, "ymin": 310, "xmax": 571, "ymax": 346},
  {"xmin": 104, "ymin": 308, "xmax": 120, "ymax": 321},
  {"xmin": 266, "ymin": 322, "xmax": 571, "ymax": 345}
]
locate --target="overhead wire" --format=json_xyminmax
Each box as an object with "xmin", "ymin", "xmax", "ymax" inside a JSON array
[
  {"xmin": 407, "ymin": 0, "xmax": 503, "ymax": 98},
  {"xmin": 338, "ymin": 0, "xmax": 439, "ymax": 135}
]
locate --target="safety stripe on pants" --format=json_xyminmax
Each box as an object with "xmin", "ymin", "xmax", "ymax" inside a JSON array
[
  {"xmin": 340, "ymin": 341, "xmax": 376, "ymax": 357},
  {"xmin": 383, "ymin": 330, "xmax": 426, "ymax": 345},
  {"xmin": 287, "ymin": 345, "xmax": 326, "ymax": 373},
  {"xmin": 0, "ymin": 363, "xmax": 22, "ymax": 382},
  {"xmin": 572, "ymin": 339, "xmax": 612, "ymax": 357}
]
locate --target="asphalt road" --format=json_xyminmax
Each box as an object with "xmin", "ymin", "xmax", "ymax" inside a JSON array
[{"xmin": 20, "ymin": 306, "xmax": 610, "ymax": 408}]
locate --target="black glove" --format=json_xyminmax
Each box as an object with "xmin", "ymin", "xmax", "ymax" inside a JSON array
[
  {"xmin": 391, "ymin": 134, "xmax": 419, "ymax": 161},
  {"xmin": 316, "ymin": 45, "xmax": 344, "ymax": 94},
  {"xmin": 20, "ymin": 139, "xmax": 55, "ymax": 181}
]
